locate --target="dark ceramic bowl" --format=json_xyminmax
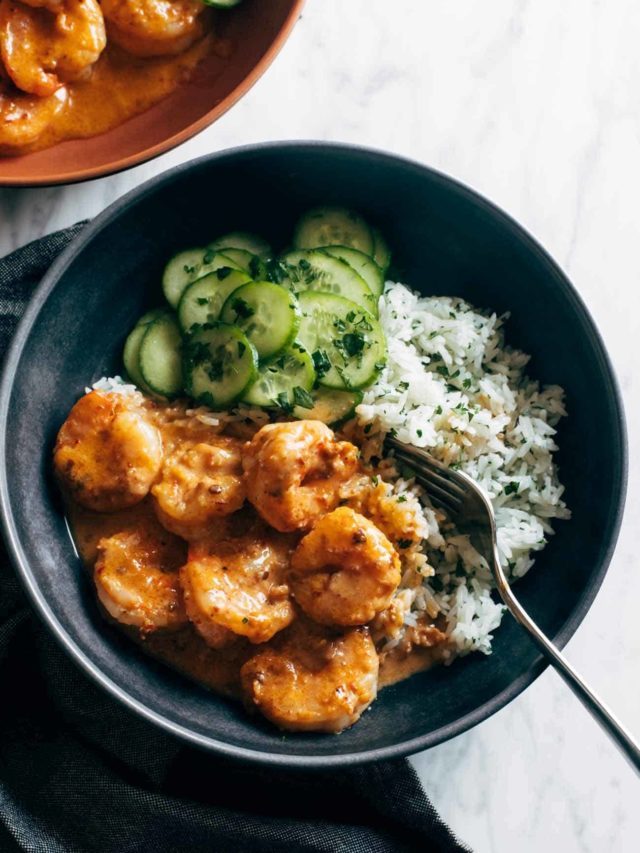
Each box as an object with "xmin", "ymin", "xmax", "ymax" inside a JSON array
[{"xmin": 0, "ymin": 143, "xmax": 627, "ymax": 767}]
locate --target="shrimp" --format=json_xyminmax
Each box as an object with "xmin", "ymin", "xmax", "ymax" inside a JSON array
[
  {"xmin": 54, "ymin": 391, "xmax": 163, "ymax": 513},
  {"xmin": 181, "ymin": 522, "xmax": 295, "ymax": 647},
  {"xmin": 100, "ymin": 0, "xmax": 207, "ymax": 58},
  {"xmin": 151, "ymin": 438, "xmax": 245, "ymax": 540},
  {"xmin": 289, "ymin": 506, "xmax": 401, "ymax": 627},
  {"xmin": 240, "ymin": 620, "xmax": 379, "ymax": 733},
  {"xmin": 94, "ymin": 518, "xmax": 188, "ymax": 633},
  {"xmin": 0, "ymin": 71, "xmax": 67, "ymax": 150},
  {"xmin": 243, "ymin": 421, "xmax": 360, "ymax": 533},
  {"xmin": 0, "ymin": 0, "xmax": 106, "ymax": 97}
]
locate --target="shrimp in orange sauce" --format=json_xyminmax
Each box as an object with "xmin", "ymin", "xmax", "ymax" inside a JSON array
[
  {"xmin": 289, "ymin": 506, "xmax": 401, "ymax": 627},
  {"xmin": 151, "ymin": 437, "xmax": 245, "ymax": 540},
  {"xmin": 0, "ymin": 0, "xmax": 106, "ymax": 97},
  {"xmin": 243, "ymin": 420, "xmax": 359, "ymax": 533},
  {"xmin": 94, "ymin": 516, "xmax": 187, "ymax": 633},
  {"xmin": 54, "ymin": 390, "xmax": 163, "ymax": 513},
  {"xmin": 100, "ymin": 0, "xmax": 207, "ymax": 58},
  {"xmin": 0, "ymin": 68, "xmax": 67, "ymax": 149},
  {"xmin": 240, "ymin": 620, "xmax": 379, "ymax": 733},
  {"xmin": 181, "ymin": 520, "xmax": 295, "ymax": 647}
]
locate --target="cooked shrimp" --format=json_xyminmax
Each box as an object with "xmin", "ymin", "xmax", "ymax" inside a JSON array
[
  {"xmin": 289, "ymin": 506, "xmax": 401, "ymax": 627},
  {"xmin": 181, "ymin": 524, "xmax": 295, "ymax": 647},
  {"xmin": 94, "ymin": 519, "xmax": 188, "ymax": 632},
  {"xmin": 243, "ymin": 421, "xmax": 360, "ymax": 533},
  {"xmin": 152, "ymin": 438, "xmax": 245, "ymax": 540},
  {"xmin": 54, "ymin": 391, "xmax": 163, "ymax": 513},
  {"xmin": 0, "ymin": 0, "xmax": 106, "ymax": 97},
  {"xmin": 101, "ymin": 0, "xmax": 207, "ymax": 58},
  {"xmin": 240, "ymin": 620, "xmax": 379, "ymax": 733},
  {"xmin": 0, "ymin": 72, "xmax": 67, "ymax": 149}
]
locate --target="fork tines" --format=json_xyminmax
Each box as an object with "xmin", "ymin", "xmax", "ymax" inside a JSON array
[{"xmin": 385, "ymin": 440, "xmax": 464, "ymax": 515}]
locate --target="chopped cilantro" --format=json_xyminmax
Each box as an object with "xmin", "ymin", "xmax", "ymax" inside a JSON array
[
  {"xmin": 232, "ymin": 297, "xmax": 254, "ymax": 320},
  {"xmin": 340, "ymin": 332, "xmax": 365, "ymax": 357},
  {"xmin": 249, "ymin": 256, "xmax": 262, "ymax": 279},
  {"xmin": 312, "ymin": 349, "xmax": 331, "ymax": 377},
  {"xmin": 504, "ymin": 481, "xmax": 519, "ymax": 495},
  {"xmin": 273, "ymin": 391, "xmax": 293, "ymax": 413},
  {"xmin": 292, "ymin": 386, "xmax": 314, "ymax": 409}
]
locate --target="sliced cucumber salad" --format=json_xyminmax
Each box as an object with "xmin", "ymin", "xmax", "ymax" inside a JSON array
[
  {"xmin": 184, "ymin": 323, "xmax": 257, "ymax": 408},
  {"xmin": 278, "ymin": 250, "xmax": 378, "ymax": 315},
  {"xmin": 122, "ymin": 208, "xmax": 392, "ymax": 421},
  {"xmin": 242, "ymin": 343, "xmax": 315, "ymax": 409},
  {"xmin": 297, "ymin": 292, "xmax": 386, "ymax": 390}
]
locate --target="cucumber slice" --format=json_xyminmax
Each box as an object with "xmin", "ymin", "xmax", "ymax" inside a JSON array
[
  {"xmin": 123, "ymin": 309, "xmax": 170, "ymax": 390},
  {"xmin": 208, "ymin": 232, "xmax": 271, "ymax": 259},
  {"xmin": 371, "ymin": 227, "xmax": 392, "ymax": 273},
  {"xmin": 139, "ymin": 314, "xmax": 183, "ymax": 398},
  {"xmin": 296, "ymin": 292, "xmax": 386, "ymax": 391},
  {"xmin": 184, "ymin": 323, "xmax": 258, "ymax": 408},
  {"xmin": 178, "ymin": 269, "xmax": 251, "ymax": 334},
  {"xmin": 123, "ymin": 324, "xmax": 151, "ymax": 390},
  {"xmin": 135, "ymin": 308, "xmax": 167, "ymax": 328},
  {"xmin": 162, "ymin": 249, "xmax": 241, "ymax": 308},
  {"xmin": 218, "ymin": 248, "xmax": 268, "ymax": 280},
  {"xmin": 293, "ymin": 207, "xmax": 374, "ymax": 256},
  {"xmin": 279, "ymin": 249, "xmax": 377, "ymax": 315},
  {"xmin": 320, "ymin": 246, "xmax": 384, "ymax": 299},
  {"xmin": 293, "ymin": 387, "xmax": 363, "ymax": 425},
  {"xmin": 220, "ymin": 281, "xmax": 300, "ymax": 360},
  {"xmin": 242, "ymin": 342, "xmax": 315, "ymax": 408}
]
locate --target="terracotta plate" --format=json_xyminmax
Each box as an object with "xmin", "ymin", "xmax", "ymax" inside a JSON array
[{"xmin": 0, "ymin": 0, "xmax": 304, "ymax": 187}]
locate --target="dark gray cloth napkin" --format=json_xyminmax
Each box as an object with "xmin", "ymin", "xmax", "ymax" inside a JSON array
[{"xmin": 0, "ymin": 225, "xmax": 471, "ymax": 853}]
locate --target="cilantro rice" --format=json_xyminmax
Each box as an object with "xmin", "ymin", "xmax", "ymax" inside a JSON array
[{"xmin": 354, "ymin": 282, "xmax": 570, "ymax": 655}]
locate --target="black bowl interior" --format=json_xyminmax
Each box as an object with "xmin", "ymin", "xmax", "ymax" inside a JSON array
[{"xmin": 0, "ymin": 144, "xmax": 626, "ymax": 766}]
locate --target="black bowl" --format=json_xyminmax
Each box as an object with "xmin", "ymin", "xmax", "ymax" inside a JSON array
[{"xmin": 0, "ymin": 143, "xmax": 627, "ymax": 767}]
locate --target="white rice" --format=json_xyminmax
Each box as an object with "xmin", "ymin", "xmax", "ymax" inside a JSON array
[{"xmin": 357, "ymin": 282, "xmax": 570, "ymax": 655}]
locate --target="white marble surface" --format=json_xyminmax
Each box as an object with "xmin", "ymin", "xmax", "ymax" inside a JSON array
[{"xmin": 1, "ymin": 1, "xmax": 639, "ymax": 850}]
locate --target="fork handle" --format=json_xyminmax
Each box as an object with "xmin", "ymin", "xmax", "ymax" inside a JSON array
[{"xmin": 493, "ymin": 562, "xmax": 640, "ymax": 774}]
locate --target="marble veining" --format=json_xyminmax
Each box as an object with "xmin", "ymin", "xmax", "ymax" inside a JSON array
[{"xmin": 1, "ymin": 1, "xmax": 639, "ymax": 850}]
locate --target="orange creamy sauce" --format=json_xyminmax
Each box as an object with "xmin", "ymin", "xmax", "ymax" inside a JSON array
[
  {"xmin": 64, "ymin": 399, "xmax": 449, "ymax": 709},
  {"xmin": 1, "ymin": 33, "xmax": 222, "ymax": 156}
]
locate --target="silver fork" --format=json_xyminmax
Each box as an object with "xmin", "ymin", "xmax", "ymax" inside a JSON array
[{"xmin": 387, "ymin": 436, "xmax": 640, "ymax": 773}]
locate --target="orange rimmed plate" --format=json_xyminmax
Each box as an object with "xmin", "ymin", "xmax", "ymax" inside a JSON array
[{"xmin": 0, "ymin": 0, "xmax": 304, "ymax": 187}]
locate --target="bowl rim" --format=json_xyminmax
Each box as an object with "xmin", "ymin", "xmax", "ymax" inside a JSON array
[
  {"xmin": 0, "ymin": 1, "xmax": 305, "ymax": 188},
  {"xmin": 0, "ymin": 141, "xmax": 628, "ymax": 767}
]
